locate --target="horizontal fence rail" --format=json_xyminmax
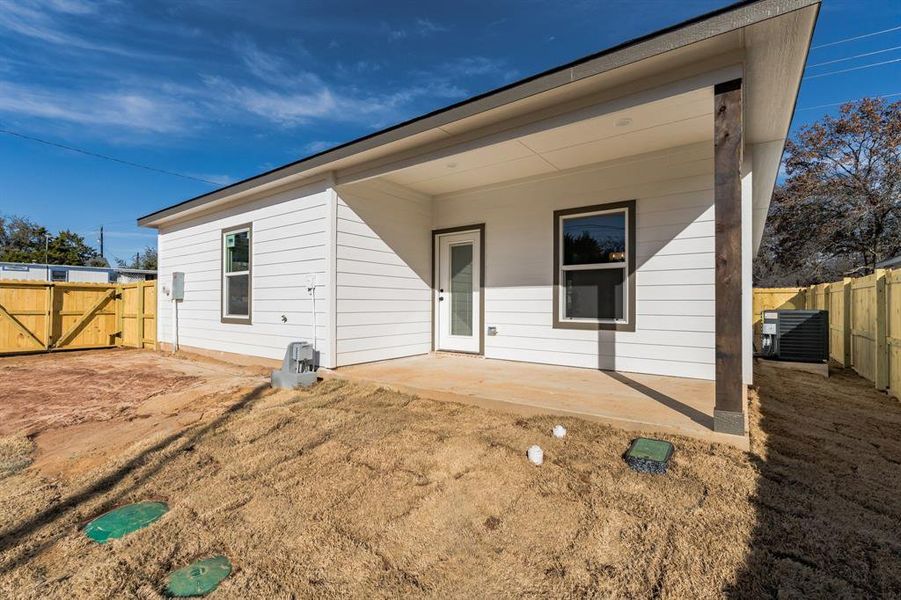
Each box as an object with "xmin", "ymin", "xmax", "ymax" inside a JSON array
[
  {"xmin": 0, "ymin": 280, "xmax": 156, "ymax": 355},
  {"xmin": 754, "ymin": 268, "xmax": 897, "ymax": 400}
]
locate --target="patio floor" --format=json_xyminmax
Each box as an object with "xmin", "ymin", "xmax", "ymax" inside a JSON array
[{"xmin": 335, "ymin": 353, "xmax": 748, "ymax": 449}]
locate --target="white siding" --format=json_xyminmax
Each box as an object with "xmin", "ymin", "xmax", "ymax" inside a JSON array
[
  {"xmin": 335, "ymin": 180, "xmax": 432, "ymax": 366},
  {"xmin": 434, "ymin": 142, "xmax": 717, "ymax": 380},
  {"xmin": 157, "ymin": 180, "xmax": 333, "ymax": 366}
]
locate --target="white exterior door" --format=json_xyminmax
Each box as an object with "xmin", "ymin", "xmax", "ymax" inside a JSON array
[{"xmin": 435, "ymin": 230, "xmax": 481, "ymax": 353}]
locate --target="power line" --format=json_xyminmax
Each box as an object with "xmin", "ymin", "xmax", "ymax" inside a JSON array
[
  {"xmin": 811, "ymin": 24, "xmax": 901, "ymax": 50},
  {"xmin": 803, "ymin": 56, "xmax": 901, "ymax": 80},
  {"xmin": 807, "ymin": 45, "xmax": 901, "ymax": 68},
  {"xmin": 796, "ymin": 92, "xmax": 901, "ymax": 111},
  {"xmin": 0, "ymin": 126, "xmax": 218, "ymax": 185}
]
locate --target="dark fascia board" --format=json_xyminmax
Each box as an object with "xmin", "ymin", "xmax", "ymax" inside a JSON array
[{"xmin": 138, "ymin": 0, "xmax": 819, "ymax": 228}]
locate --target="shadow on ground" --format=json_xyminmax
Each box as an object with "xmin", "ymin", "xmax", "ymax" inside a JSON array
[
  {"xmin": 0, "ymin": 383, "xmax": 271, "ymax": 575},
  {"xmin": 728, "ymin": 362, "xmax": 901, "ymax": 598}
]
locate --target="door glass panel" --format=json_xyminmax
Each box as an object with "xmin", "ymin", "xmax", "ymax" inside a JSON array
[{"xmin": 450, "ymin": 243, "xmax": 473, "ymax": 336}]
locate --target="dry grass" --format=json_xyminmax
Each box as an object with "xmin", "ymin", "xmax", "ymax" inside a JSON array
[
  {"xmin": 735, "ymin": 363, "xmax": 901, "ymax": 598},
  {"xmin": 0, "ymin": 435, "xmax": 33, "ymax": 479},
  {"xmin": 0, "ymin": 354, "xmax": 898, "ymax": 598}
]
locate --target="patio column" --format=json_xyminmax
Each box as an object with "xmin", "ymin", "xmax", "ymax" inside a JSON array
[{"xmin": 713, "ymin": 78, "xmax": 745, "ymax": 436}]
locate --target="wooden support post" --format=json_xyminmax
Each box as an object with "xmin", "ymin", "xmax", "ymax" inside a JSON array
[
  {"xmin": 713, "ymin": 78, "xmax": 745, "ymax": 436},
  {"xmin": 875, "ymin": 269, "xmax": 888, "ymax": 390},
  {"xmin": 137, "ymin": 281, "xmax": 145, "ymax": 349}
]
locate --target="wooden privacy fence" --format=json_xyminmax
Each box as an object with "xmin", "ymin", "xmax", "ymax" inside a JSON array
[
  {"xmin": 754, "ymin": 268, "xmax": 899, "ymax": 400},
  {"xmin": 0, "ymin": 280, "xmax": 156, "ymax": 355}
]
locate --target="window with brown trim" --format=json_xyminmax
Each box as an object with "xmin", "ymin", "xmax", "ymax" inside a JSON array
[
  {"xmin": 222, "ymin": 224, "xmax": 252, "ymax": 324},
  {"xmin": 553, "ymin": 200, "xmax": 636, "ymax": 332}
]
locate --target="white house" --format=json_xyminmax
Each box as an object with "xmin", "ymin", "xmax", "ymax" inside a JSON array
[{"xmin": 139, "ymin": 0, "xmax": 820, "ymax": 438}]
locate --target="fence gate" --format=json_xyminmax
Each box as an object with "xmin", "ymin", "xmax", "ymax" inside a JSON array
[{"xmin": 0, "ymin": 280, "xmax": 156, "ymax": 355}]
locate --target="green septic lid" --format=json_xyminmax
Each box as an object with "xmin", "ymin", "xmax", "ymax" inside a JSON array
[
  {"xmin": 626, "ymin": 438, "xmax": 674, "ymax": 463},
  {"xmin": 83, "ymin": 501, "xmax": 169, "ymax": 544},
  {"xmin": 167, "ymin": 556, "xmax": 232, "ymax": 597}
]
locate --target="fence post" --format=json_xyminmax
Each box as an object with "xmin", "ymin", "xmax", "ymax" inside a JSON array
[
  {"xmin": 137, "ymin": 281, "xmax": 145, "ymax": 350},
  {"xmin": 842, "ymin": 277, "xmax": 852, "ymax": 368},
  {"xmin": 44, "ymin": 283, "xmax": 53, "ymax": 350},
  {"xmin": 875, "ymin": 269, "xmax": 889, "ymax": 390},
  {"xmin": 115, "ymin": 285, "xmax": 123, "ymax": 346}
]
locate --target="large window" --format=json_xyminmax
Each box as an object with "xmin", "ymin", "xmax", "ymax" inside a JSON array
[
  {"xmin": 553, "ymin": 201, "xmax": 635, "ymax": 331},
  {"xmin": 222, "ymin": 224, "xmax": 251, "ymax": 324}
]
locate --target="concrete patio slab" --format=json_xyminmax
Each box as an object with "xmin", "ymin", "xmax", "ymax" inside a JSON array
[{"xmin": 334, "ymin": 353, "xmax": 749, "ymax": 450}]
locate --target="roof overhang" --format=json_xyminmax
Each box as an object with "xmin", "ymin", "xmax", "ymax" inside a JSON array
[{"xmin": 138, "ymin": 0, "xmax": 819, "ymax": 229}]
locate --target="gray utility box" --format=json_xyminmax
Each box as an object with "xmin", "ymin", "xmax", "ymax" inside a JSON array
[
  {"xmin": 271, "ymin": 341, "xmax": 318, "ymax": 389},
  {"xmin": 171, "ymin": 272, "xmax": 185, "ymax": 301},
  {"xmin": 760, "ymin": 309, "xmax": 829, "ymax": 363}
]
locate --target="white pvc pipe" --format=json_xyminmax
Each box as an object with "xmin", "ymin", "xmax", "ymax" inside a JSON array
[
  {"xmin": 172, "ymin": 298, "xmax": 179, "ymax": 352},
  {"xmin": 309, "ymin": 279, "xmax": 317, "ymax": 353}
]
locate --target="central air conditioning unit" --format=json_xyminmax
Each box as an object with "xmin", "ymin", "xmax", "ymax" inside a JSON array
[{"xmin": 760, "ymin": 309, "xmax": 829, "ymax": 363}]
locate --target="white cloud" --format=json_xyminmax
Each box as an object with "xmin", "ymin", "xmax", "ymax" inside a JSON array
[
  {"xmin": 302, "ymin": 140, "xmax": 336, "ymax": 154},
  {"xmin": 0, "ymin": 0, "xmax": 152, "ymax": 58},
  {"xmin": 0, "ymin": 2, "xmax": 514, "ymax": 139},
  {"xmin": 0, "ymin": 81, "xmax": 193, "ymax": 133},
  {"xmin": 186, "ymin": 173, "xmax": 234, "ymax": 186},
  {"xmin": 415, "ymin": 18, "xmax": 448, "ymax": 36}
]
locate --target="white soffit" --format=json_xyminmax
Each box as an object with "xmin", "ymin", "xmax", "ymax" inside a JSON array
[{"xmin": 381, "ymin": 88, "xmax": 713, "ymax": 196}]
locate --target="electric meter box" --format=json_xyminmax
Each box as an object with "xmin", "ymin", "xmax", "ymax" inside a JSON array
[{"xmin": 171, "ymin": 272, "xmax": 185, "ymax": 301}]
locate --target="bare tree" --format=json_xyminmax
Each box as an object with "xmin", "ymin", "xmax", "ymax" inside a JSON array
[{"xmin": 755, "ymin": 98, "xmax": 901, "ymax": 286}]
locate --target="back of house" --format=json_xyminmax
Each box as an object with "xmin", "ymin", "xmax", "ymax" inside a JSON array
[{"xmin": 139, "ymin": 0, "xmax": 821, "ymax": 438}]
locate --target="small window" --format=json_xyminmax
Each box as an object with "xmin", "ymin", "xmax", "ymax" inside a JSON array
[
  {"xmin": 554, "ymin": 201, "xmax": 635, "ymax": 330},
  {"xmin": 50, "ymin": 269, "xmax": 67, "ymax": 282},
  {"xmin": 222, "ymin": 225, "xmax": 251, "ymax": 323}
]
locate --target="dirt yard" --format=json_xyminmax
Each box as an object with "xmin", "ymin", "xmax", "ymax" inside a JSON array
[{"xmin": 0, "ymin": 350, "xmax": 898, "ymax": 598}]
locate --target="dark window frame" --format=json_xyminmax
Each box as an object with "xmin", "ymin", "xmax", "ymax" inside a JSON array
[
  {"xmin": 553, "ymin": 200, "xmax": 636, "ymax": 332},
  {"xmin": 50, "ymin": 269, "xmax": 67, "ymax": 282},
  {"xmin": 221, "ymin": 223, "xmax": 252, "ymax": 325}
]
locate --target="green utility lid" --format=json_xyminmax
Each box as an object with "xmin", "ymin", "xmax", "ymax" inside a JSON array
[
  {"xmin": 83, "ymin": 501, "xmax": 169, "ymax": 544},
  {"xmin": 624, "ymin": 438, "xmax": 674, "ymax": 474},
  {"xmin": 167, "ymin": 556, "xmax": 232, "ymax": 597}
]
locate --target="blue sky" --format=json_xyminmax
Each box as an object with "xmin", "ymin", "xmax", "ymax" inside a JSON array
[{"xmin": 1, "ymin": 0, "xmax": 899, "ymax": 263}]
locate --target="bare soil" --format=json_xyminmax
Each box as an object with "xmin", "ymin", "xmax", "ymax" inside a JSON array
[
  {"xmin": 0, "ymin": 351, "xmax": 897, "ymax": 598},
  {"xmin": 0, "ymin": 349, "xmax": 199, "ymax": 436}
]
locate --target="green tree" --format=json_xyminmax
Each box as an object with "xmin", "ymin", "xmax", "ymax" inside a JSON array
[
  {"xmin": 116, "ymin": 246, "xmax": 157, "ymax": 271},
  {"xmin": 0, "ymin": 216, "xmax": 102, "ymax": 266}
]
